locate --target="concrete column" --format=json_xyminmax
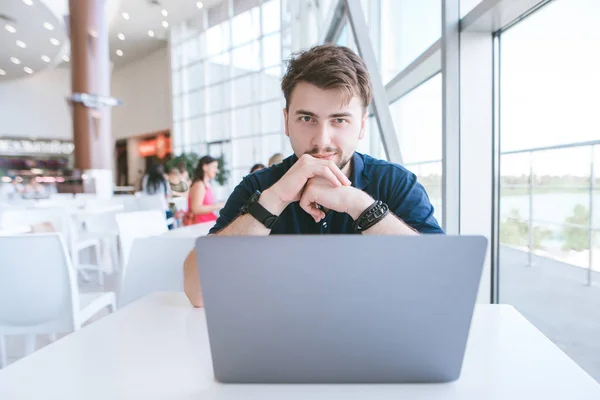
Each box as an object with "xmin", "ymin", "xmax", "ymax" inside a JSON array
[{"xmin": 69, "ymin": 0, "xmax": 113, "ymax": 196}]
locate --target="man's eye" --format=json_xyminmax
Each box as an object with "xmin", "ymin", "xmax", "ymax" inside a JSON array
[
  {"xmin": 335, "ymin": 118, "xmax": 347, "ymax": 124},
  {"xmin": 300, "ymin": 116, "xmax": 312, "ymax": 122}
]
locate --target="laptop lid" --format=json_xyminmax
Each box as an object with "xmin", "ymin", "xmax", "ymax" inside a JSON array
[{"xmin": 197, "ymin": 235, "xmax": 487, "ymax": 383}]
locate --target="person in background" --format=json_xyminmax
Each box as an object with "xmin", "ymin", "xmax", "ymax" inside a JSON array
[
  {"xmin": 24, "ymin": 177, "xmax": 46, "ymax": 195},
  {"xmin": 250, "ymin": 163, "xmax": 266, "ymax": 173},
  {"xmin": 168, "ymin": 167, "xmax": 189, "ymax": 197},
  {"xmin": 268, "ymin": 153, "xmax": 284, "ymax": 167},
  {"xmin": 178, "ymin": 162, "xmax": 192, "ymax": 186},
  {"xmin": 187, "ymin": 156, "xmax": 225, "ymax": 224},
  {"xmin": 142, "ymin": 164, "xmax": 174, "ymax": 226}
]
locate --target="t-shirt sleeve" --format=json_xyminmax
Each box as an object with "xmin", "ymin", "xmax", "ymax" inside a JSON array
[
  {"xmin": 208, "ymin": 175, "xmax": 256, "ymax": 234},
  {"xmin": 385, "ymin": 169, "xmax": 444, "ymax": 234}
]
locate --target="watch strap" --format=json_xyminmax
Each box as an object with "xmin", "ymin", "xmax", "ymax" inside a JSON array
[{"xmin": 241, "ymin": 190, "xmax": 280, "ymax": 229}]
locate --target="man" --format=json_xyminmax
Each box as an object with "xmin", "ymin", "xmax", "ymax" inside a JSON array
[{"xmin": 184, "ymin": 44, "xmax": 443, "ymax": 307}]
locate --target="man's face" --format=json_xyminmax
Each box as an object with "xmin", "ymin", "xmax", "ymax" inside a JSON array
[
  {"xmin": 283, "ymin": 82, "xmax": 367, "ymax": 174},
  {"xmin": 168, "ymin": 170, "xmax": 180, "ymax": 183}
]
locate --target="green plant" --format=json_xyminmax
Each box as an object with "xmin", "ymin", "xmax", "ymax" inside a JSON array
[
  {"xmin": 214, "ymin": 154, "xmax": 230, "ymax": 186},
  {"xmin": 165, "ymin": 153, "xmax": 198, "ymax": 179},
  {"xmin": 562, "ymin": 204, "xmax": 590, "ymax": 252},
  {"xmin": 499, "ymin": 209, "xmax": 552, "ymax": 250}
]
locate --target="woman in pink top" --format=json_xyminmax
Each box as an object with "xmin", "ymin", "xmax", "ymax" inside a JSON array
[{"xmin": 188, "ymin": 156, "xmax": 225, "ymax": 224}]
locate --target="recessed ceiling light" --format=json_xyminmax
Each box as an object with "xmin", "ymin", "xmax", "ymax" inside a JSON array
[
  {"xmin": 117, "ymin": 33, "xmax": 125, "ymax": 40},
  {"xmin": 50, "ymin": 37, "xmax": 60, "ymax": 46},
  {"xmin": 122, "ymin": 12, "xmax": 130, "ymax": 20},
  {"xmin": 23, "ymin": 0, "xmax": 33, "ymax": 5},
  {"xmin": 197, "ymin": 2, "xmax": 203, "ymax": 9},
  {"xmin": 148, "ymin": 30, "xmax": 155, "ymax": 37},
  {"xmin": 0, "ymin": 69, "xmax": 6, "ymax": 76},
  {"xmin": 162, "ymin": 20, "xmax": 169, "ymax": 28},
  {"xmin": 24, "ymin": 67, "xmax": 33, "ymax": 74},
  {"xmin": 63, "ymin": 55, "xmax": 70, "ymax": 62},
  {"xmin": 43, "ymin": 22, "xmax": 54, "ymax": 30},
  {"xmin": 10, "ymin": 57, "xmax": 21, "ymax": 65},
  {"xmin": 16, "ymin": 40, "xmax": 26, "ymax": 48},
  {"xmin": 161, "ymin": 9, "xmax": 168, "ymax": 17},
  {"xmin": 116, "ymin": 49, "xmax": 123, "ymax": 57},
  {"xmin": 5, "ymin": 24, "xmax": 16, "ymax": 33},
  {"xmin": 41, "ymin": 55, "xmax": 51, "ymax": 62}
]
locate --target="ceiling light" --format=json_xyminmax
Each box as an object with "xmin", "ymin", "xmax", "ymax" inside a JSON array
[
  {"xmin": 50, "ymin": 37, "xmax": 60, "ymax": 46},
  {"xmin": 41, "ymin": 55, "xmax": 51, "ymax": 62},
  {"xmin": 10, "ymin": 57, "xmax": 21, "ymax": 65},
  {"xmin": 122, "ymin": 12, "xmax": 130, "ymax": 20},
  {"xmin": 5, "ymin": 24, "xmax": 16, "ymax": 33},
  {"xmin": 117, "ymin": 33, "xmax": 125, "ymax": 40},
  {"xmin": 16, "ymin": 40, "xmax": 26, "ymax": 48},
  {"xmin": 63, "ymin": 55, "xmax": 70, "ymax": 62},
  {"xmin": 162, "ymin": 20, "xmax": 169, "ymax": 28},
  {"xmin": 197, "ymin": 2, "xmax": 203, "ymax": 9},
  {"xmin": 0, "ymin": 69, "xmax": 6, "ymax": 76},
  {"xmin": 161, "ymin": 9, "xmax": 168, "ymax": 17},
  {"xmin": 116, "ymin": 49, "xmax": 123, "ymax": 57},
  {"xmin": 24, "ymin": 67, "xmax": 33, "ymax": 74},
  {"xmin": 43, "ymin": 22, "xmax": 54, "ymax": 30},
  {"xmin": 23, "ymin": 0, "xmax": 33, "ymax": 5},
  {"xmin": 148, "ymin": 30, "xmax": 155, "ymax": 37}
]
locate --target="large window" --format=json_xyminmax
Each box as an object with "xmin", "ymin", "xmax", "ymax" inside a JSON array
[
  {"xmin": 380, "ymin": 0, "xmax": 441, "ymax": 83},
  {"xmin": 390, "ymin": 74, "xmax": 443, "ymax": 223},
  {"xmin": 499, "ymin": 0, "xmax": 600, "ymax": 381},
  {"xmin": 171, "ymin": 0, "xmax": 291, "ymax": 193}
]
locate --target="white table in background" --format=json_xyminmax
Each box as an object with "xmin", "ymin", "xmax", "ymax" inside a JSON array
[
  {"xmin": 1, "ymin": 292, "xmax": 599, "ymax": 399},
  {"xmin": 0, "ymin": 225, "xmax": 31, "ymax": 236},
  {"xmin": 161, "ymin": 221, "xmax": 215, "ymax": 238}
]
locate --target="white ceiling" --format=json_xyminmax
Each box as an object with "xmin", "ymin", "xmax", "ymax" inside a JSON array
[
  {"xmin": 0, "ymin": 0, "xmax": 221, "ymax": 82},
  {"xmin": 0, "ymin": 0, "xmax": 68, "ymax": 81},
  {"xmin": 109, "ymin": 0, "xmax": 222, "ymax": 67}
]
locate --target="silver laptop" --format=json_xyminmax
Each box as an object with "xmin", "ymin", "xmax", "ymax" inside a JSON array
[{"xmin": 196, "ymin": 235, "xmax": 487, "ymax": 384}]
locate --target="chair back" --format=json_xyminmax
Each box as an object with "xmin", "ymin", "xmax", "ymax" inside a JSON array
[
  {"xmin": 119, "ymin": 236, "xmax": 195, "ymax": 307},
  {"xmin": 0, "ymin": 234, "xmax": 78, "ymax": 334},
  {"xmin": 115, "ymin": 210, "xmax": 168, "ymax": 266}
]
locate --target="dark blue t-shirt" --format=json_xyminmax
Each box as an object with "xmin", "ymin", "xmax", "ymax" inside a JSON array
[{"xmin": 209, "ymin": 152, "xmax": 444, "ymax": 235}]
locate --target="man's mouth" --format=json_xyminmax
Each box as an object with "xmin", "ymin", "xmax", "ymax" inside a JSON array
[{"xmin": 312, "ymin": 153, "xmax": 336, "ymax": 160}]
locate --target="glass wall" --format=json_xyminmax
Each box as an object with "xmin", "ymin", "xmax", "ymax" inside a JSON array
[
  {"xmin": 499, "ymin": 0, "xmax": 600, "ymax": 381},
  {"xmin": 390, "ymin": 74, "xmax": 443, "ymax": 222},
  {"xmin": 171, "ymin": 0, "xmax": 292, "ymax": 192}
]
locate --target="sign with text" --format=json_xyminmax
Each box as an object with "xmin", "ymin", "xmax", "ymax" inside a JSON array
[
  {"xmin": 138, "ymin": 134, "xmax": 171, "ymax": 159},
  {"xmin": 0, "ymin": 138, "xmax": 75, "ymax": 156}
]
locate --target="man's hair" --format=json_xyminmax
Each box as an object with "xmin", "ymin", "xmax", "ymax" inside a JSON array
[{"xmin": 281, "ymin": 44, "xmax": 372, "ymax": 111}]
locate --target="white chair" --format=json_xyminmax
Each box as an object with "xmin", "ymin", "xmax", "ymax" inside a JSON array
[
  {"xmin": 119, "ymin": 236, "xmax": 195, "ymax": 307},
  {"xmin": 0, "ymin": 234, "xmax": 116, "ymax": 368},
  {"xmin": 0, "ymin": 208, "xmax": 103, "ymax": 282},
  {"xmin": 113, "ymin": 195, "xmax": 140, "ymax": 212},
  {"xmin": 115, "ymin": 210, "xmax": 169, "ymax": 268}
]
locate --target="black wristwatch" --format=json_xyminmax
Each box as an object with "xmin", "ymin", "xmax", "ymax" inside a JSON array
[{"xmin": 240, "ymin": 190, "xmax": 280, "ymax": 229}]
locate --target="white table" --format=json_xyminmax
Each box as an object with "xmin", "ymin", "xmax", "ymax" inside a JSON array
[
  {"xmin": 161, "ymin": 221, "xmax": 215, "ymax": 238},
  {"xmin": 1, "ymin": 292, "xmax": 598, "ymax": 399}
]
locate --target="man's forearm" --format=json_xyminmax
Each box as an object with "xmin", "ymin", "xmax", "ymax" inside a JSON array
[
  {"xmin": 183, "ymin": 249, "xmax": 203, "ymax": 307},
  {"xmin": 347, "ymin": 190, "xmax": 418, "ymax": 236},
  {"xmin": 214, "ymin": 188, "xmax": 287, "ymax": 236}
]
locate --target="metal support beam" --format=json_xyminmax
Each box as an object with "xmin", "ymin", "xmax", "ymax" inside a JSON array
[
  {"xmin": 385, "ymin": 40, "xmax": 442, "ymax": 104},
  {"xmin": 321, "ymin": 0, "xmax": 347, "ymax": 44},
  {"xmin": 442, "ymin": 0, "xmax": 461, "ymax": 234},
  {"xmin": 345, "ymin": 0, "xmax": 403, "ymax": 164},
  {"xmin": 461, "ymin": 0, "xmax": 551, "ymax": 33}
]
